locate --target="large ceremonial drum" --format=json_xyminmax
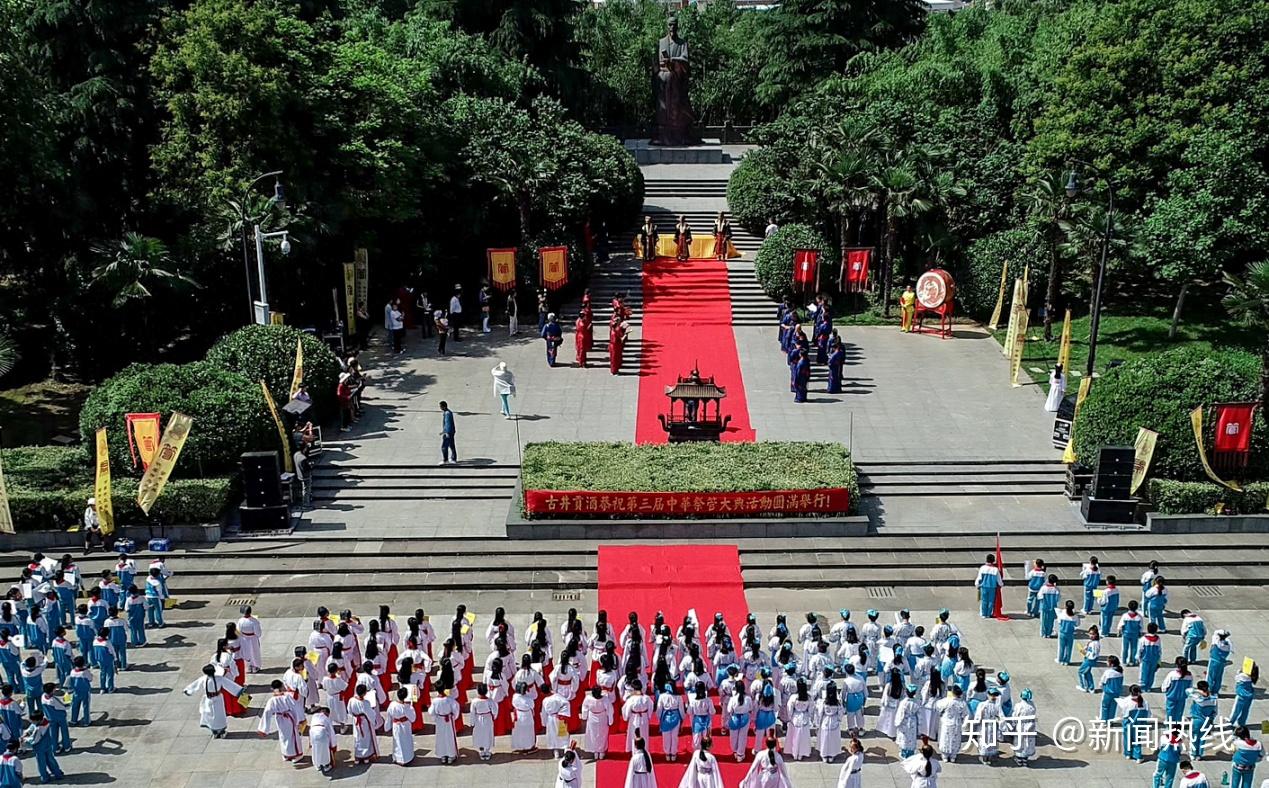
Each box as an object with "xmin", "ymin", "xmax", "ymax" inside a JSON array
[{"xmin": 915, "ymin": 269, "xmax": 955, "ymax": 310}]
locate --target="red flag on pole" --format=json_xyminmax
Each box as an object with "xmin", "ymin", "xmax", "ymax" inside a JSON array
[{"xmin": 992, "ymin": 533, "xmax": 1008, "ymax": 620}]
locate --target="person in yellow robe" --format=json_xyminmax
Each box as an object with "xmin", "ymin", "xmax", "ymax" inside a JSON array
[{"xmin": 899, "ymin": 283, "xmax": 916, "ymax": 332}]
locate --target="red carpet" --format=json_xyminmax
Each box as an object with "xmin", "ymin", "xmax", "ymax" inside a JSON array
[
  {"xmin": 635, "ymin": 258, "xmax": 755, "ymax": 444},
  {"xmin": 595, "ymin": 545, "xmax": 752, "ymax": 787}
]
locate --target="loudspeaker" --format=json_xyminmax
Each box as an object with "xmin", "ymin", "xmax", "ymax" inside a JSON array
[
  {"xmin": 1092, "ymin": 446, "xmax": 1134, "ymax": 500},
  {"xmin": 1080, "ymin": 495, "xmax": 1137, "ymax": 524},
  {"xmin": 239, "ymin": 504, "xmax": 289, "ymax": 532},
  {"xmin": 241, "ymin": 451, "xmax": 282, "ymax": 507}
]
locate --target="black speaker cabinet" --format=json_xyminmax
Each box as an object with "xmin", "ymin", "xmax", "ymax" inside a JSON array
[
  {"xmin": 241, "ymin": 451, "xmax": 282, "ymax": 507},
  {"xmin": 239, "ymin": 504, "xmax": 289, "ymax": 532}
]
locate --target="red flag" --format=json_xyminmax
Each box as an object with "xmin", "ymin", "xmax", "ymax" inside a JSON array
[
  {"xmin": 1213, "ymin": 403, "xmax": 1257, "ymax": 454},
  {"xmin": 793, "ymin": 249, "xmax": 819, "ymax": 291},
  {"xmin": 842, "ymin": 248, "xmax": 872, "ymax": 292},
  {"xmin": 992, "ymin": 533, "xmax": 1008, "ymax": 620}
]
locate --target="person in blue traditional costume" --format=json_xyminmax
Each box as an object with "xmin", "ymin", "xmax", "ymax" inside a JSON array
[
  {"xmin": 827, "ymin": 335, "xmax": 845, "ymax": 394},
  {"xmin": 793, "ymin": 348, "xmax": 810, "ymax": 403}
]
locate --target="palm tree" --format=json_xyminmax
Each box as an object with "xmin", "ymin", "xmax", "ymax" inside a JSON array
[
  {"xmin": 809, "ymin": 116, "xmax": 882, "ymax": 263},
  {"xmin": 1222, "ymin": 261, "xmax": 1269, "ymax": 405},
  {"xmin": 0, "ymin": 332, "xmax": 17, "ymax": 380},
  {"xmin": 1019, "ymin": 173, "xmax": 1072, "ymax": 340},
  {"xmin": 91, "ymin": 233, "xmax": 198, "ymax": 307},
  {"xmin": 870, "ymin": 158, "xmax": 931, "ymax": 317}
]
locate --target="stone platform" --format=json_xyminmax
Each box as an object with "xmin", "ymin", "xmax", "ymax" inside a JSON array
[{"xmin": 624, "ymin": 138, "xmax": 725, "ymax": 164}]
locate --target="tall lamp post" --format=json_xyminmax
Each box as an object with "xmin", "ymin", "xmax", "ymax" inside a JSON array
[
  {"xmin": 1064, "ymin": 161, "xmax": 1115, "ymax": 379},
  {"xmin": 237, "ymin": 171, "xmax": 285, "ymax": 323},
  {"xmin": 253, "ymin": 225, "xmax": 292, "ymax": 325}
]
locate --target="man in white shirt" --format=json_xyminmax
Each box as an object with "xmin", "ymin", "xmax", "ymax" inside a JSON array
[
  {"xmin": 449, "ymin": 285, "xmax": 464, "ymax": 341},
  {"xmin": 82, "ymin": 498, "xmax": 104, "ymax": 553},
  {"xmin": 764, "ymin": 218, "xmax": 779, "ymax": 238}
]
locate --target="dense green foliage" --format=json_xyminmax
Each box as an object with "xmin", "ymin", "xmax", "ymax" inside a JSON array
[
  {"xmin": 523, "ymin": 441, "xmax": 858, "ymax": 503},
  {"xmin": 1073, "ymin": 347, "xmax": 1268, "ymax": 481},
  {"xmin": 754, "ymin": 225, "xmax": 834, "ymax": 301},
  {"xmin": 727, "ymin": 148, "xmax": 817, "ymax": 235},
  {"xmin": 78, "ymin": 361, "xmax": 273, "ymax": 474},
  {"xmin": 1148, "ymin": 479, "xmax": 1269, "ymax": 516},
  {"xmin": 8, "ymin": 477, "xmax": 236, "ymax": 530},
  {"xmin": 206, "ymin": 325, "xmax": 341, "ymax": 417},
  {"xmin": 730, "ymin": 0, "xmax": 1269, "ymax": 320},
  {"xmin": 2, "ymin": 446, "xmax": 91, "ymax": 489}
]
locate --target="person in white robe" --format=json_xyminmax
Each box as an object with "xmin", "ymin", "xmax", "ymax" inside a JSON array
[
  {"xmin": 258, "ymin": 681, "xmax": 305, "ymax": 762},
  {"xmin": 308, "ymin": 622, "xmax": 334, "ymax": 667},
  {"xmin": 685, "ymin": 684, "xmax": 715, "ymax": 751},
  {"xmin": 581, "ymin": 686, "xmax": 613, "ymax": 758},
  {"xmin": 973, "ymin": 688, "xmax": 1002, "ymax": 763},
  {"xmin": 815, "ymin": 684, "xmax": 844, "ymax": 762},
  {"xmin": 679, "ymin": 736, "xmax": 726, "ymax": 788},
  {"xmin": 919, "ymin": 672, "xmax": 945, "ymax": 739},
  {"xmin": 934, "ymin": 685, "xmax": 968, "ymax": 763},
  {"xmin": 785, "ymin": 681, "xmax": 813, "ymax": 760},
  {"xmin": 656, "ymin": 684, "xmax": 684, "ymax": 761},
  {"xmin": 384, "ymin": 688, "xmax": 416, "ymax": 765},
  {"xmin": 236, "ymin": 606, "xmax": 263, "ymax": 673},
  {"xmin": 740, "ymin": 737, "xmax": 794, "ymax": 788},
  {"xmin": 511, "ymin": 683, "xmax": 538, "ymax": 752},
  {"xmin": 429, "ymin": 687, "xmax": 461, "ymax": 764},
  {"xmin": 282, "ymin": 659, "xmax": 312, "ymax": 708},
  {"xmin": 347, "ymin": 684, "xmax": 382, "ymax": 764},
  {"xmin": 182, "ymin": 664, "xmax": 242, "ymax": 738},
  {"xmin": 320, "ymin": 662, "xmax": 349, "ymax": 727},
  {"xmin": 469, "ymin": 683, "xmax": 498, "ymax": 760},
  {"xmin": 622, "ymin": 680, "xmax": 655, "ymax": 754},
  {"xmin": 1011, "ymin": 688, "xmax": 1038, "ymax": 765},
  {"xmin": 837, "ymin": 738, "xmax": 864, "ymax": 788},
  {"xmin": 726, "ymin": 690, "xmax": 755, "ymax": 762},
  {"xmin": 309, "ymin": 706, "xmax": 336, "ymax": 775},
  {"xmin": 1044, "ymin": 365, "xmax": 1067, "ymax": 412},
  {"xmin": 901, "ymin": 745, "xmax": 942, "ymax": 788},
  {"xmin": 625, "ymin": 735, "xmax": 658, "ymax": 788},
  {"xmin": 895, "ymin": 685, "xmax": 921, "ymax": 757},
  {"xmin": 556, "ymin": 746, "xmax": 582, "ymax": 788},
  {"xmin": 541, "ymin": 685, "xmax": 572, "ymax": 756}
]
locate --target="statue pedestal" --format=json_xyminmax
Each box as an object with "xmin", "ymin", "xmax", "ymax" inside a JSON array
[{"xmin": 624, "ymin": 138, "xmax": 723, "ymax": 165}]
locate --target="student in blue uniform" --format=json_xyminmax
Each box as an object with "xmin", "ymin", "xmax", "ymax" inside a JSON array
[
  {"xmin": 1037, "ymin": 575, "xmax": 1060, "ymax": 638},
  {"xmin": 39, "ymin": 684, "xmax": 70, "ymax": 755},
  {"xmin": 49, "ymin": 629, "xmax": 72, "ymax": 686},
  {"xmin": 86, "ymin": 590, "xmax": 107, "ymax": 632},
  {"xmin": 105, "ymin": 609, "xmax": 128, "ymax": 672},
  {"xmin": 1138, "ymin": 623, "xmax": 1163, "ymax": 691},
  {"xmin": 64, "ymin": 657, "xmax": 92, "ymax": 728},
  {"xmin": 0, "ymin": 687, "xmax": 21, "ymax": 747},
  {"xmin": 0, "ymin": 635, "xmax": 18, "ymax": 690},
  {"xmin": 39, "ymin": 593, "xmax": 60, "ymax": 643},
  {"xmin": 1077, "ymin": 626, "xmax": 1101, "ymax": 692},
  {"xmin": 973, "ymin": 555, "xmax": 1002, "ymax": 620},
  {"xmin": 1206, "ymin": 629, "xmax": 1232, "ymax": 695},
  {"xmin": 1180, "ymin": 610, "xmax": 1206, "ymax": 663},
  {"xmin": 1116, "ymin": 600, "xmax": 1144, "ymax": 665},
  {"xmin": 1079, "ymin": 556, "xmax": 1101, "ymax": 615},
  {"xmin": 1230, "ymin": 665, "xmax": 1258, "ymax": 728},
  {"xmin": 1144, "ymin": 576, "xmax": 1168, "ymax": 633},
  {"xmin": 1160, "ymin": 657, "xmax": 1193, "ymax": 723},
  {"xmin": 125, "ymin": 588, "xmax": 146, "ymax": 647},
  {"xmin": 1098, "ymin": 656, "xmax": 1124, "ymax": 720},
  {"xmin": 1056, "ymin": 601, "xmax": 1079, "ymax": 665},
  {"xmin": 22, "ymin": 711, "xmax": 63, "ymax": 783},
  {"xmin": 53, "ymin": 572, "xmax": 75, "ymax": 630},
  {"xmin": 73, "ymin": 606, "xmax": 95, "ymax": 668},
  {"xmin": 1230, "ymin": 726, "xmax": 1264, "ymax": 788},
  {"xmin": 1024, "ymin": 560, "xmax": 1046, "ymax": 618},
  {"xmin": 19, "ymin": 658, "xmax": 45, "ymax": 716},
  {"xmin": 1099, "ymin": 576, "xmax": 1120, "ymax": 637},
  {"xmin": 1153, "ymin": 726, "xmax": 1183, "ymax": 788},
  {"xmin": 0, "ymin": 740, "xmax": 21, "ymax": 788},
  {"xmin": 92, "ymin": 631, "xmax": 116, "ymax": 694},
  {"xmin": 144, "ymin": 568, "xmax": 167, "ymax": 628},
  {"xmin": 1187, "ymin": 681, "xmax": 1217, "ymax": 760}
]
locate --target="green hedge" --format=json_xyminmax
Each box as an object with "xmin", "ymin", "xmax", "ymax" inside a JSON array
[
  {"xmin": 522, "ymin": 441, "xmax": 859, "ymax": 511},
  {"xmin": 2, "ymin": 446, "xmax": 91, "ymax": 488},
  {"xmin": 1148, "ymin": 479, "xmax": 1269, "ymax": 515},
  {"xmin": 754, "ymin": 224, "xmax": 834, "ymax": 301},
  {"xmin": 957, "ymin": 227, "xmax": 1046, "ymax": 320},
  {"xmin": 726, "ymin": 147, "xmax": 816, "ymax": 235},
  {"xmin": 7, "ymin": 477, "xmax": 237, "ymax": 531},
  {"xmin": 78, "ymin": 361, "xmax": 274, "ymax": 475},
  {"xmin": 206, "ymin": 324, "xmax": 341, "ymax": 418},
  {"xmin": 1072, "ymin": 347, "xmax": 1268, "ymax": 481}
]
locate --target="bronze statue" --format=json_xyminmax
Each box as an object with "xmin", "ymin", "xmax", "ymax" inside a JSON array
[{"xmin": 654, "ymin": 18, "xmax": 697, "ymax": 146}]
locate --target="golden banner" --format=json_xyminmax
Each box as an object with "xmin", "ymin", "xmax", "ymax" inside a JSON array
[
  {"xmin": 1002, "ymin": 278, "xmax": 1022, "ymax": 359},
  {"xmin": 539, "ymin": 246, "xmax": 569, "ymax": 291},
  {"xmin": 289, "ymin": 338, "xmax": 304, "ymax": 401},
  {"xmin": 94, "ymin": 428, "xmax": 115, "ymax": 534},
  {"xmin": 987, "ymin": 261, "xmax": 1009, "ymax": 331},
  {"xmin": 1057, "ymin": 308, "xmax": 1072, "ymax": 372},
  {"xmin": 128, "ymin": 413, "xmax": 161, "ymax": 470},
  {"xmin": 0, "ymin": 450, "xmax": 13, "ymax": 534},
  {"xmin": 1130, "ymin": 427, "xmax": 1159, "ymax": 495},
  {"xmin": 136, "ymin": 412, "xmax": 193, "ymax": 516},
  {"xmin": 1190, "ymin": 406, "xmax": 1242, "ymax": 491},
  {"xmin": 487, "ymin": 248, "xmax": 517, "ymax": 292},
  {"xmin": 261, "ymin": 381, "xmax": 294, "ymax": 473},
  {"xmin": 343, "ymin": 262, "xmax": 356, "ymax": 334},
  {"xmin": 1062, "ymin": 377, "xmax": 1093, "ymax": 464},
  {"xmin": 1009, "ymin": 302, "xmax": 1030, "ymax": 387}
]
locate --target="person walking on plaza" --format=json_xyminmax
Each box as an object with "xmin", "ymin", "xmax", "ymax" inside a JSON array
[
  {"xmin": 480, "ymin": 284, "xmax": 493, "ymax": 334},
  {"xmin": 538, "ymin": 289, "xmax": 550, "ymax": 333},
  {"xmin": 507, "ymin": 288, "xmax": 519, "ymax": 335},
  {"xmin": 386, "ymin": 299, "xmax": 405, "ymax": 354},
  {"xmin": 449, "ymin": 285, "xmax": 464, "ymax": 341},
  {"xmin": 973, "ymin": 554, "xmax": 1002, "ymax": 619},
  {"xmin": 542, "ymin": 313, "xmax": 563, "ymax": 367},
  {"xmin": 575, "ymin": 312, "xmax": 592, "ymax": 368},
  {"xmin": 439, "ymin": 401, "xmax": 457, "ymax": 465},
  {"xmin": 492, "ymin": 363, "xmax": 516, "ymax": 419}
]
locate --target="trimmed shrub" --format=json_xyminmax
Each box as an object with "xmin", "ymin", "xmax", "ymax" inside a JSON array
[
  {"xmin": 78, "ymin": 361, "xmax": 274, "ymax": 476},
  {"xmin": 1148, "ymin": 479, "xmax": 1269, "ymax": 515},
  {"xmin": 1073, "ymin": 347, "xmax": 1268, "ymax": 482},
  {"xmin": 2, "ymin": 446, "xmax": 91, "ymax": 488},
  {"xmin": 206, "ymin": 324, "xmax": 341, "ymax": 418},
  {"xmin": 7, "ymin": 477, "xmax": 237, "ymax": 531},
  {"xmin": 957, "ymin": 227, "xmax": 1046, "ymax": 319},
  {"xmin": 522, "ymin": 441, "xmax": 859, "ymax": 511},
  {"xmin": 754, "ymin": 224, "xmax": 834, "ymax": 301},
  {"xmin": 727, "ymin": 147, "xmax": 816, "ymax": 235}
]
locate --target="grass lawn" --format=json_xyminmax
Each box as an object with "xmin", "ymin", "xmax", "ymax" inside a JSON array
[
  {"xmin": 993, "ymin": 313, "xmax": 1261, "ymax": 389},
  {"xmin": 0, "ymin": 381, "xmax": 92, "ymax": 447}
]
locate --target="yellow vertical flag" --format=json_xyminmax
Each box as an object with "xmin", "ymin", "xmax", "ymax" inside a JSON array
[
  {"xmin": 1009, "ymin": 304, "xmax": 1030, "ymax": 387},
  {"xmin": 1021, "ymin": 263, "xmax": 1030, "ymax": 305},
  {"xmin": 343, "ymin": 262, "xmax": 356, "ymax": 334},
  {"xmin": 987, "ymin": 261, "xmax": 1009, "ymax": 331},
  {"xmin": 0, "ymin": 449, "xmax": 13, "ymax": 535},
  {"xmin": 1062, "ymin": 377, "xmax": 1093, "ymax": 464},
  {"xmin": 260, "ymin": 381, "xmax": 294, "ymax": 474},
  {"xmin": 94, "ymin": 428, "xmax": 115, "ymax": 534},
  {"xmin": 1130, "ymin": 427, "xmax": 1159, "ymax": 495},
  {"xmin": 136, "ymin": 412, "xmax": 194, "ymax": 516},
  {"xmin": 354, "ymin": 248, "xmax": 369, "ymax": 316},
  {"xmin": 289, "ymin": 338, "xmax": 304, "ymax": 400},
  {"xmin": 1002, "ymin": 279, "xmax": 1023, "ymax": 359},
  {"xmin": 1190, "ymin": 406, "xmax": 1242, "ymax": 491},
  {"xmin": 1057, "ymin": 308, "xmax": 1073, "ymax": 372}
]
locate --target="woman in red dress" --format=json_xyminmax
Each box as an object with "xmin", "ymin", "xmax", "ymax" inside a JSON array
[
  {"xmin": 376, "ymin": 607, "xmax": 400, "ymax": 676},
  {"xmin": 214, "ymin": 639, "xmax": 246, "ymax": 717},
  {"xmin": 396, "ymin": 659, "xmax": 427, "ymax": 734},
  {"xmin": 488, "ymin": 656, "xmax": 513, "ymax": 736}
]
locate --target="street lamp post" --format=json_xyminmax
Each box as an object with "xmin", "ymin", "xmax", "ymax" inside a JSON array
[
  {"xmin": 1065, "ymin": 162, "xmax": 1115, "ymax": 379},
  {"xmin": 238, "ymin": 171, "xmax": 284, "ymax": 323},
  {"xmin": 253, "ymin": 225, "xmax": 292, "ymax": 325}
]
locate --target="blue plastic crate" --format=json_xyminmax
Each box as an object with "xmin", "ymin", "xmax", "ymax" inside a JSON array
[
  {"xmin": 147, "ymin": 538, "xmax": 172, "ymax": 552},
  {"xmin": 112, "ymin": 538, "xmax": 136, "ymax": 553}
]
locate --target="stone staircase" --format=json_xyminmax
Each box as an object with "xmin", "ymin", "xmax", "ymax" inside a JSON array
[
  {"xmin": 310, "ymin": 463, "xmax": 519, "ymax": 503},
  {"xmin": 856, "ymin": 459, "xmax": 1069, "ymax": 498},
  {"xmin": 727, "ymin": 261, "xmax": 777, "ymax": 327}
]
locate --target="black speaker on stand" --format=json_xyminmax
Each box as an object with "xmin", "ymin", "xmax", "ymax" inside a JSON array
[
  {"xmin": 239, "ymin": 451, "xmax": 289, "ymax": 532},
  {"xmin": 1080, "ymin": 446, "xmax": 1137, "ymax": 524}
]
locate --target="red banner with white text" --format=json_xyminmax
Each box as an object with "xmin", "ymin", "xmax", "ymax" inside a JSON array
[
  {"xmin": 793, "ymin": 249, "xmax": 819, "ymax": 292},
  {"xmin": 524, "ymin": 488, "xmax": 851, "ymax": 517},
  {"xmin": 1213, "ymin": 402, "xmax": 1258, "ymax": 468},
  {"xmin": 842, "ymin": 248, "xmax": 872, "ymax": 292}
]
